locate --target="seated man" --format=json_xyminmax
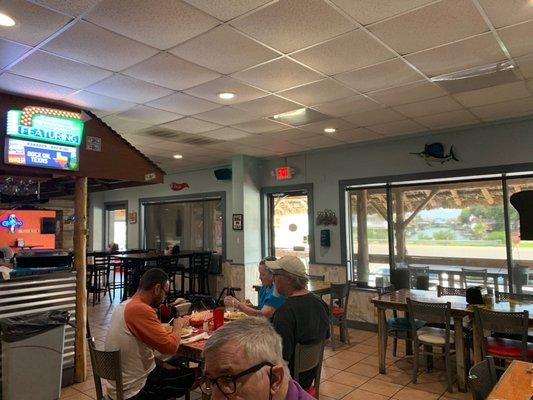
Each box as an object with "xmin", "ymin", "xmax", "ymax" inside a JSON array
[
  {"xmin": 268, "ymin": 256, "xmax": 329, "ymax": 390},
  {"xmin": 105, "ymin": 268, "xmax": 195, "ymax": 400},
  {"xmin": 223, "ymin": 257, "xmax": 286, "ymax": 319},
  {"xmin": 202, "ymin": 316, "xmax": 315, "ymax": 400}
]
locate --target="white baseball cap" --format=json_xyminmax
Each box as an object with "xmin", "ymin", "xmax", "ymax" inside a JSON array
[{"xmin": 266, "ymin": 256, "xmax": 307, "ymax": 278}]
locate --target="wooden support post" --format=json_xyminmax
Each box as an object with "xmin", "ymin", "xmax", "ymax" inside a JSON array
[
  {"xmin": 74, "ymin": 176, "xmax": 88, "ymax": 383},
  {"xmin": 394, "ymin": 189, "xmax": 407, "ymax": 264},
  {"xmin": 356, "ymin": 190, "xmax": 369, "ymax": 283}
]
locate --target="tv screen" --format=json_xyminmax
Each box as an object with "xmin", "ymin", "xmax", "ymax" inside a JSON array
[
  {"xmin": 41, "ymin": 217, "xmax": 56, "ymax": 234},
  {"xmin": 4, "ymin": 137, "xmax": 79, "ymax": 171}
]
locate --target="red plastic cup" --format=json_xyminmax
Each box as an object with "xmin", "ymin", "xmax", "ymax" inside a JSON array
[{"xmin": 213, "ymin": 307, "xmax": 224, "ymax": 330}]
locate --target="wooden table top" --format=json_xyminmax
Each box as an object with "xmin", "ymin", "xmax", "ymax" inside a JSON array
[
  {"xmin": 372, "ymin": 289, "xmax": 533, "ymax": 317},
  {"xmin": 487, "ymin": 360, "xmax": 533, "ymax": 400}
]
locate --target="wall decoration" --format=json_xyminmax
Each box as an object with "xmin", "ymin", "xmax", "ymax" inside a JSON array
[
  {"xmin": 86, "ymin": 136, "xmax": 102, "ymax": 152},
  {"xmin": 170, "ymin": 182, "xmax": 190, "ymax": 191},
  {"xmin": 411, "ymin": 142, "xmax": 459, "ymax": 166},
  {"xmin": 1, "ymin": 214, "xmax": 23, "ymax": 233},
  {"xmin": 232, "ymin": 214, "xmax": 243, "ymax": 230},
  {"xmin": 128, "ymin": 211, "xmax": 137, "ymax": 225},
  {"xmin": 316, "ymin": 209, "xmax": 338, "ymax": 226}
]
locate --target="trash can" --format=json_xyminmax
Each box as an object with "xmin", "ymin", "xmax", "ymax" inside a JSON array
[{"xmin": 0, "ymin": 310, "xmax": 70, "ymax": 400}]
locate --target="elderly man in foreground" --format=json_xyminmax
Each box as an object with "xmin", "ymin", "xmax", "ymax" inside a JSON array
[{"xmin": 201, "ymin": 317, "xmax": 315, "ymax": 400}]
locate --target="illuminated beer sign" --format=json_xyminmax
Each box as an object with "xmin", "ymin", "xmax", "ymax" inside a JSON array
[{"xmin": 7, "ymin": 106, "xmax": 84, "ymax": 146}]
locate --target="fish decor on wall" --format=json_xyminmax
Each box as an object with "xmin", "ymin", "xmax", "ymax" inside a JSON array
[
  {"xmin": 316, "ymin": 209, "xmax": 338, "ymax": 226},
  {"xmin": 170, "ymin": 182, "xmax": 190, "ymax": 191},
  {"xmin": 411, "ymin": 142, "xmax": 459, "ymax": 166}
]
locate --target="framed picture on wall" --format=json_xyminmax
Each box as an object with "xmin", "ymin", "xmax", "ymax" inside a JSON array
[{"xmin": 232, "ymin": 214, "xmax": 243, "ymax": 230}]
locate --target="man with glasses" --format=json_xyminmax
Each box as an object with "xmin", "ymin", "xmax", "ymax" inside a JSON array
[
  {"xmin": 105, "ymin": 268, "xmax": 195, "ymax": 399},
  {"xmin": 201, "ymin": 316, "xmax": 315, "ymax": 400}
]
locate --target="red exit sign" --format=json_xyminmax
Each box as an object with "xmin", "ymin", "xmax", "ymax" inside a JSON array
[{"xmin": 275, "ymin": 166, "xmax": 293, "ymax": 180}]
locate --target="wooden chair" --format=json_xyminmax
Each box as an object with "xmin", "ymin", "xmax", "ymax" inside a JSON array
[
  {"xmin": 158, "ymin": 255, "xmax": 180, "ymax": 300},
  {"xmin": 437, "ymin": 286, "xmax": 467, "ymax": 297},
  {"xmin": 494, "ymin": 291, "xmax": 533, "ymax": 302},
  {"xmin": 409, "ymin": 266, "xmax": 430, "ymax": 290},
  {"xmin": 468, "ymin": 356, "xmax": 497, "ymax": 400},
  {"xmin": 407, "ymin": 298, "xmax": 455, "ymax": 392},
  {"xmin": 191, "ymin": 252, "xmax": 212, "ymax": 295},
  {"xmin": 293, "ymin": 340, "xmax": 326, "ymax": 399},
  {"xmin": 461, "ymin": 268, "xmax": 488, "ymax": 288},
  {"xmin": 88, "ymin": 337, "xmax": 124, "ymax": 400},
  {"xmin": 329, "ymin": 282, "xmax": 350, "ymax": 350},
  {"xmin": 87, "ymin": 253, "xmax": 112, "ymax": 306}
]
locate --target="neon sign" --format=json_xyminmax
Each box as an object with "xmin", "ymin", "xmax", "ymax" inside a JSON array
[
  {"xmin": 7, "ymin": 106, "xmax": 84, "ymax": 146},
  {"xmin": 1, "ymin": 214, "xmax": 23, "ymax": 233}
]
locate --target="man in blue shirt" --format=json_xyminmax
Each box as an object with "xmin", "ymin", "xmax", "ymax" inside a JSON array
[{"xmin": 224, "ymin": 257, "xmax": 286, "ymax": 319}]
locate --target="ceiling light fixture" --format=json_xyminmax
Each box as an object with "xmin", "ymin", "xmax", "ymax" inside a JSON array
[
  {"xmin": 173, "ymin": 154, "xmax": 183, "ymax": 159},
  {"xmin": 273, "ymin": 108, "xmax": 306, "ymax": 120},
  {"xmin": 0, "ymin": 13, "xmax": 15, "ymax": 27},
  {"xmin": 218, "ymin": 92, "xmax": 235, "ymax": 100},
  {"xmin": 324, "ymin": 128, "xmax": 336, "ymax": 133}
]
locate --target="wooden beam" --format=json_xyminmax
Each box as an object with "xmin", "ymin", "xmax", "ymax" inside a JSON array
[
  {"xmin": 404, "ymin": 189, "xmax": 439, "ymax": 227},
  {"xmin": 450, "ymin": 189, "xmax": 462, "ymax": 207},
  {"xmin": 74, "ymin": 177, "xmax": 87, "ymax": 383},
  {"xmin": 370, "ymin": 200, "xmax": 388, "ymax": 221},
  {"xmin": 481, "ymin": 188, "xmax": 495, "ymax": 205},
  {"xmin": 357, "ymin": 189, "xmax": 369, "ymax": 282}
]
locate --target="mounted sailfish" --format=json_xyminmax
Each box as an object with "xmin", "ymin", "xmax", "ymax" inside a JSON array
[{"xmin": 411, "ymin": 143, "xmax": 459, "ymax": 166}]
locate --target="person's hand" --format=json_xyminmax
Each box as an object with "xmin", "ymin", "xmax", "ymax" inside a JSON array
[
  {"xmin": 245, "ymin": 299, "xmax": 253, "ymax": 306},
  {"xmin": 180, "ymin": 315, "xmax": 190, "ymax": 328},
  {"xmin": 172, "ymin": 317, "xmax": 183, "ymax": 332},
  {"xmin": 224, "ymin": 295, "xmax": 238, "ymax": 307}
]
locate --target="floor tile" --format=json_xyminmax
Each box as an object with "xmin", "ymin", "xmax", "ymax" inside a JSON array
[
  {"xmin": 319, "ymin": 380, "xmax": 354, "ymax": 399},
  {"xmin": 359, "ymin": 376, "xmax": 404, "ymax": 397},
  {"xmin": 342, "ymin": 388, "xmax": 390, "ymax": 400},
  {"xmin": 345, "ymin": 362, "xmax": 380, "ymax": 378},
  {"xmin": 326, "ymin": 371, "xmax": 370, "ymax": 388},
  {"xmin": 394, "ymin": 387, "xmax": 441, "ymax": 400}
]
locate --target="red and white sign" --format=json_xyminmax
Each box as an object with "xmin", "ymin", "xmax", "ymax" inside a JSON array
[
  {"xmin": 170, "ymin": 182, "xmax": 190, "ymax": 191},
  {"xmin": 275, "ymin": 166, "xmax": 293, "ymax": 181}
]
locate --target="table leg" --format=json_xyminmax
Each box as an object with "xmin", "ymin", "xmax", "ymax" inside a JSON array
[
  {"xmin": 454, "ymin": 316, "xmax": 467, "ymax": 392},
  {"xmin": 377, "ymin": 308, "xmax": 387, "ymax": 374},
  {"xmin": 472, "ymin": 318, "xmax": 481, "ymax": 364}
]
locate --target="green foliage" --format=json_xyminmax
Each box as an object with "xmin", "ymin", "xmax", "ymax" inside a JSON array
[
  {"xmin": 367, "ymin": 228, "xmax": 388, "ymax": 240},
  {"xmin": 417, "ymin": 233, "xmax": 432, "ymax": 240},
  {"xmin": 471, "ymin": 222, "xmax": 487, "ymax": 240},
  {"xmin": 432, "ymin": 229, "xmax": 457, "ymax": 241},
  {"xmin": 487, "ymin": 231, "xmax": 506, "ymax": 243}
]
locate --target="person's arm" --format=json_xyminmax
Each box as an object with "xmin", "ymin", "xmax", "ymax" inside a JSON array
[
  {"xmin": 272, "ymin": 309, "xmax": 295, "ymax": 363},
  {"xmin": 225, "ymin": 295, "xmax": 275, "ymax": 318}
]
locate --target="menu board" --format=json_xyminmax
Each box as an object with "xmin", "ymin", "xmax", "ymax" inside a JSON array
[{"xmin": 5, "ymin": 137, "xmax": 79, "ymax": 171}]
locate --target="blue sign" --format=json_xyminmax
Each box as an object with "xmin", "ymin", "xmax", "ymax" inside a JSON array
[
  {"xmin": 5, "ymin": 137, "xmax": 79, "ymax": 171},
  {"xmin": 1, "ymin": 214, "xmax": 23, "ymax": 233}
]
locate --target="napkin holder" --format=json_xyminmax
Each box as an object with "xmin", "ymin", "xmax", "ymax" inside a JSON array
[{"xmin": 466, "ymin": 286, "xmax": 487, "ymax": 305}]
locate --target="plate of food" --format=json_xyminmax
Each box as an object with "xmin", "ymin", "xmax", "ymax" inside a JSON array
[
  {"xmin": 189, "ymin": 310, "xmax": 213, "ymax": 327},
  {"xmin": 224, "ymin": 311, "xmax": 247, "ymax": 320},
  {"xmin": 180, "ymin": 327, "xmax": 193, "ymax": 338}
]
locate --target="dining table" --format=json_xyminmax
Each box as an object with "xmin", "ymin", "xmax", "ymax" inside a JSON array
[
  {"xmin": 487, "ymin": 360, "xmax": 533, "ymax": 399},
  {"xmin": 371, "ymin": 288, "xmax": 533, "ymax": 392}
]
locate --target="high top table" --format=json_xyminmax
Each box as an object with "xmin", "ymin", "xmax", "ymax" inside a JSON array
[{"xmin": 487, "ymin": 360, "xmax": 533, "ymax": 400}]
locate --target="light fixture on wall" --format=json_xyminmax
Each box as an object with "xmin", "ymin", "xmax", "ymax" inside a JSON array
[{"xmin": 0, "ymin": 13, "xmax": 15, "ymax": 27}]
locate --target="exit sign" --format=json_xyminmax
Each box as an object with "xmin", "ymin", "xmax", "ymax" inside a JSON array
[{"xmin": 275, "ymin": 166, "xmax": 293, "ymax": 180}]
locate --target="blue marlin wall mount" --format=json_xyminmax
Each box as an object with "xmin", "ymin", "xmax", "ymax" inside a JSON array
[{"xmin": 411, "ymin": 142, "xmax": 459, "ymax": 166}]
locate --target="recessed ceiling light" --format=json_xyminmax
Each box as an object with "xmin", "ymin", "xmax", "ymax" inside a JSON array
[
  {"xmin": 324, "ymin": 128, "xmax": 336, "ymax": 133},
  {"xmin": 218, "ymin": 92, "xmax": 235, "ymax": 100},
  {"xmin": 273, "ymin": 108, "xmax": 306, "ymax": 119},
  {"xmin": 173, "ymin": 154, "xmax": 183, "ymax": 159},
  {"xmin": 0, "ymin": 13, "xmax": 15, "ymax": 27}
]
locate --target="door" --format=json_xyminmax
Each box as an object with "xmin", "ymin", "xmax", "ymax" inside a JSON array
[{"xmin": 105, "ymin": 204, "xmax": 127, "ymax": 251}]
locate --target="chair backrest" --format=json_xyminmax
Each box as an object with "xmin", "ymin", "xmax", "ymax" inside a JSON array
[
  {"xmin": 158, "ymin": 255, "xmax": 178, "ymax": 270},
  {"xmin": 468, "ymin": 356, "xmax": 497, "ymax": 400},
  {"xmin": 461, "ymin": 268, "xmax": 488, "ymax": 288},
  {"xmin": 495, "ymin": 291, "xmax": 533, "ymax": 302},
  {"xmin": 408, "ymin": 266, "xmax": 429, "ymax": 289},
  {"xmin": 437, "ymin": 286, "xmax": 467, "ymax": 297},
  {"xmin": 329, "ymin": 282, "xmax": 350, "ymax": 318},
  {"xmin": 474, "ymin": 307, "xmax": 529, "ymax": 359},
  {"xmin": 308, "ymin": 274, "xmax": 325, "ymax": 281},
  {"xmin": 377, "ymin": 284, "xmax": 395, "ymax": 299},
  {"xmin": 193, "ymin": 252, "xmax": 212, "ymax": 271},
  {"xmin": 293, "ymin": 340, "xmax": 325, "ymax": 391},
  {"xmin": 88, "ymin": 337, "xmax": 124, "ymax": 400},
  {"xmin": 407, "ymin": 298, "xmax": 451, "ymax": 336}
]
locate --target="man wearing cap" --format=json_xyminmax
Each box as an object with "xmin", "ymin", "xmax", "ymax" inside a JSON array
[{"xmin": 266, "ymin": 256, "xmax": 329, "ymax": 391}]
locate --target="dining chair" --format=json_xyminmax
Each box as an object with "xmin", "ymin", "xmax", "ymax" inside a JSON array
[
  {"xmin": 158, "ymin": 255, "xmax": 180, "ymax": 300},
  {"xmin": 494, "ymin": 291, "xmax": 533, "ymax": 302},
  {"xmin": 408, "ymin": 265, "xmax": 430, "ymax": 290},
  {"xmin": 88, "ymin": 336, "xmax": 125, "ymax": 400},
  {"xmin": 191, "ymin": 252, "xmax": 212, "ymax": 295},
  {"xmin": 474, "ymin": 307, "xmax": 533, "ymax": 370},
  {"xmin": 437, "ymin": 286, "xmax": 467, "ymax": 297},
  {"xmin": 407, "ymin": 298, "xmax": 455, "ymax": 392},
  {"xmin": 329, "ymin": 282, "xmax": 350, "ymax": 350},
  {"xmin": 87, "ymin": 252, "xmax": 112, "ymax": 306},
  {"xmin": 461, "ymin": 268, "xmax": 488, "ymax": 288},
  {"xmin": 468, "ymin": 356, "xmax": 497, "ymax": 400},
  {"xmin": 293, "ymin": 340, "xmax": 326, "ymax": 399}
]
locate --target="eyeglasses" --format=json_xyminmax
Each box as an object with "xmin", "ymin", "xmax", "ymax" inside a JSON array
[{"xmin": 199, "ymin": 361, "xmax": 274, "ymax": 395}]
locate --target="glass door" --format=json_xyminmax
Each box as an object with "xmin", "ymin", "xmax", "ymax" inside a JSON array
[{"xmin": 105, "ymin": 204, "xmax": 127, "ymax": 251}]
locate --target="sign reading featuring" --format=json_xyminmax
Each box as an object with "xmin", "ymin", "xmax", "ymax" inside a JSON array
[
  {"xmin": 5, "ymin": 137, "xmax": 79, "ymax": 171},
  {"xmin": 7, "ymin": 106, "xmax": 84, "ymax": 147}
]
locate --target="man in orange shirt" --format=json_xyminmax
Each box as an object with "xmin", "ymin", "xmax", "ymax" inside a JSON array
[{"xmin": 105, "ymin": 268, "xmax": 195, "ymax": 399}]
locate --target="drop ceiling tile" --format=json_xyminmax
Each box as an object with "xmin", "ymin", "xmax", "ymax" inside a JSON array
[
  {"xmin": 194, "ymin": 107, "xmax": 257, "ymax": 125},
  {"xmin": 517, "ymin": 53, "xmax": 533, "ymax": 78},
  {"xmin": 291, "ymin": 30, "xmax": 395, "ymax": 75},
  {"xmin": 256, "ymin": 141, "xmax": 311, "ymax": 154},
  {"xmin": 0, "ymin": 38, "xmax": 30, "ymax": 69},
  {"xmin": 123, "ymin": 53, "xmax": 220, "ymax": 91},
  {"xmin": 62, "ymin": 91, "xmax": 135, "ymax": 115},
  {"xmin": 101, "ymin": 115, "xmax": 152, "ymax": 134},
  {"xmin": 405, "ymin": 33, "xmax": 506, "ymax": 77},
  {"xmin": 299, "ymin": 118, "xmax": 356, "ymax": 134},
  {"xmin": 43, "ymin": 21, "xmax": 158, "ymax": 71},
  {"xmin": 232, "ymin": 95, "xmax": 301, "ymax": 117},
  {"xmin": 230, "ymin": 0, "xmax": 356, "ymax": 53},
  {"xmin": 393, "ymin": 96, "xmax": 463, "ymax": 118},
  {"xmin": 239, "ymin": 146, "xmax": 277, "ymax": 157},
  {"xmin": 312, "ymin": 95, "xmax": 382, "ymax": 117},
  {"xmin": 85, "ymin": 0, "xmax": 219, "ymax": 49},
  {"xmin": 415, "ymin": 109, "xmax": 479, "ymax": 128},
  {"xmin": 335, "ymin": 59, "xmax": 422, "ymax": 93},
  {"xmin": 199, "ymin": 127, "xmax": 252, "ymax": 141},
  {"xmin": 160, "ymin": 117, "xmax": 222, "ymax": 134},
  {"xmin": 332, "ymin": 128, "xmax": 383, "ymax": 143},
  {"xmin": 331, "ymin": 0, "xmax": 436, "ymax": 26},
  {"xmin": 469, "ymin": 97, "xmax": 533, "ymax": 121},
  {"xmin": 9, "ymin": 51, "xmax": 112, "ymax": 89},
  {"xmin": 243, "ymin": 129, "xmax": 318, "ymax": 145},
  {"xmin": 0, "ymin": 0, "xmax": 71, "ymax": 46},
  {"xmin": 86, "ymin": 74, "xmax": 173, "ymax": 103},
  {"xmin": 121, "ymin": 134, "xmax": 162, "ymax": 147},
  {"xmin": 368, "ymin": 119, "xmax": 426, "ymax": 136},
  {"xmin": 344, "ymin": 108, "xmax": 405, "ymax": 126},
  {"xmin": 368, "ymin": 0, "xmax": 489, "ymax": 55},
  {"xmin": 184, "ymin": 76, "xmax": 267, "ymax": 105},
  {"xmin": 183, "ymin": 0, "xmax": 271, "ymax": 21},
  {"xmin": 114, "ymin": 105, "xmax": 181, "ymax": 124},
  {"xmin": 146, "ymin": 92, "xmax": 220, "ymax": 115},
  {"xmin": 0, "ymin": 72, "xmax": 76, "ymax": 100},
  {"xmin": 498, "ymin": 21, "xmax": 533, "ymax": 58},
  {"xmin": 232, "ymin": 58, "xmax": 323, "ymax": 92},
  {"xmin": 367, "ymin": 81, "xmax": 446, "ymax": 106},
  {"xmin": 29, "ymin": 0, "xmax": 101, "ymax": 16},
  {"xmin": 232, "ymin": 119, "xmax": 288, "ymax": 133},
  {"xmin": 454, "ymin": 81, "xmax": 531, "ymax": 107},
  {"xmin": 478, "ymin": 0, "xmax": 533, "ymax": 28},
  {"xmin": 288, "ymin": 134, "xmax": 344, "ymax": 149},
  {"xmin": 170, "ymin": 25, "xmax": 278, "ymax": 74},
  {"xmin": 278, "ymin": 79, "xmax": 355, "ymax": 106}
]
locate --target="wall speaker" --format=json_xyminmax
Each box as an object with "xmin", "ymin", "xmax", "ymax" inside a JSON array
[{"xmin": 214, "ymin": 168, "xmax": 232, "ymax": 180}]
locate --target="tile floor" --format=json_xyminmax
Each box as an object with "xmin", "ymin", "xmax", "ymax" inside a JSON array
[{"xmin": 60, "ymin": 295, "xmax": 472, "ymax": 400}]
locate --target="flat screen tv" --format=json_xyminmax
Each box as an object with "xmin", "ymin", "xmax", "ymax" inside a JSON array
[{"xmin": 41, "ymin": 217, "xmax": 56, "ymax": 234}]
